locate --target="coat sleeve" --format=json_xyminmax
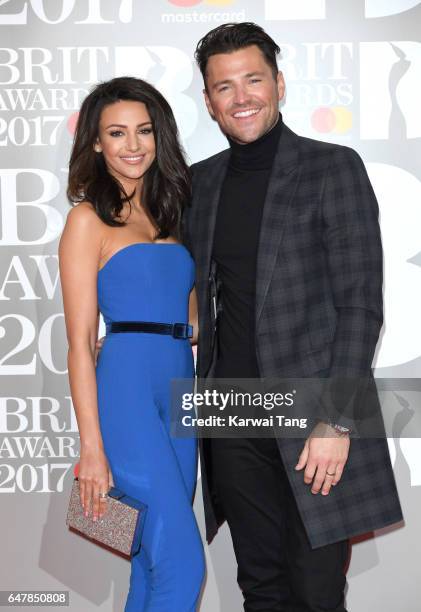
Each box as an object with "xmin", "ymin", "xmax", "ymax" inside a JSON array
[
  {"xmin": 181, "ymin": 163, "xmax": 197, "ymax": 254},
  {"xmin": 320, "ymin": 146, "xmax": 383, "ymax": 429}
]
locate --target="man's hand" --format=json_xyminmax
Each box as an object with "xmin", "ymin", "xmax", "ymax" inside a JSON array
[
  {"xmin": 295, "ymin": 422, "xmax": 350, "ymax": 496},
  {"xmin": 94, "ymin": 336, "xmax": 105, "ymax": 365}
]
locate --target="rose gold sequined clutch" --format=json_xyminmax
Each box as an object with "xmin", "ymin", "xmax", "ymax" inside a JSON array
[{"xmin": 66, "ymin": 478, "xmax": 147, "ymax": 558}]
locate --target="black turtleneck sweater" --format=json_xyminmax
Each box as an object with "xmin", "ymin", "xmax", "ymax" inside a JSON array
[{"xmin": 212, "ymin": 115, "xmax": 283, "ymax": 378}]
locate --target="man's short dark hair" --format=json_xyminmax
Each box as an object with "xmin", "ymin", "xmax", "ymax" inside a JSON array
[{"xmin": 195, "ymin": 22, "xmax": 280, "ymax": 88}]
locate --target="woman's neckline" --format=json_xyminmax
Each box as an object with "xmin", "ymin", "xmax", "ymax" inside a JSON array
[{"xmin": 98, "ymin": 241, "xmax": 187, "ymax": 274}]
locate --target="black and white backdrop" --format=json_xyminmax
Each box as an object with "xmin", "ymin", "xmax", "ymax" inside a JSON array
[{"xmin": 1, "ymin": 1, "xmax": 420, "ymax": 610}]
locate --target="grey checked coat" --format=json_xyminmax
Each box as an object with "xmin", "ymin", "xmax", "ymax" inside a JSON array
[{"xmin": 182, "ymin": 121, "xmax": 403, "ymax": 549}]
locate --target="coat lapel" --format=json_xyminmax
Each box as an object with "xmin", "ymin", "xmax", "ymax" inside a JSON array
[{"xmin": 255, "ymin": 125, "xmax": 301, "ymax": 324}]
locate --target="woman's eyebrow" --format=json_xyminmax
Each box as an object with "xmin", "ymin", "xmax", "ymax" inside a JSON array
[{"xmin": 104, "ymin": 121, "xmax": 152, "ymax": 129}]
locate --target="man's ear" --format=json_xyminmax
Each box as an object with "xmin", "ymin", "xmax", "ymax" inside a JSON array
[
  {"xmin": 203, "ymin": 88, "xmax": 215, "ymax": 121},
  {"xmin": 277, "ymin": 70, "xmax": 286, "ymax": 102}
]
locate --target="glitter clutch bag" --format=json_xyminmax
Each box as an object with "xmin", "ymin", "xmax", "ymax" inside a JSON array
[{"xmin": 66, "ymin": 478, "xmax": 148, "ymax": 558}]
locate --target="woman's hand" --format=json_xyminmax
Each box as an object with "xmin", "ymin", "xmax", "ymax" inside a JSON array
[
  {"xmin": 94, "ymin": 336, "xmax": 105, "ymax": 365},
  {"xmin": 188, "ymin": 287, "xmax": 199, "ymax": 345},
  {"xmin": 78, "ymin": 446, "xmax": 114, "ymax": 521}
]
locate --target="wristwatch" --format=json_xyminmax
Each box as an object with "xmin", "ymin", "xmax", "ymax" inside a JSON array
[{"xmin": 327, "ymin": 422, "xmax": 351, "ymax": 437}]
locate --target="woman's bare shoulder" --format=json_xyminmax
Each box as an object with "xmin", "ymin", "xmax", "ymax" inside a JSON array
[
  {"xmin": 65, "ymin": 201, "xmax": 100, "ymax": 226},
  {"xmin": 60, "ymin": 202, "xmax": 105, "ymax": 255}
]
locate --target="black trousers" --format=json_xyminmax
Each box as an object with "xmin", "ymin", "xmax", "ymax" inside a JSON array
[{"xmin": 210, "ymin": 437, "xmax": 349, "ymax": 612}]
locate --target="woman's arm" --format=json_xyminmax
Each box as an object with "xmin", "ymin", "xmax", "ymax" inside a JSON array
[
  {"xmin": 188, "ymin": 286, "xmax": 198, "ymax": 346},
  {"xmin": 59, "ymin": 203, "xmax": 111, "ymax": 522}
]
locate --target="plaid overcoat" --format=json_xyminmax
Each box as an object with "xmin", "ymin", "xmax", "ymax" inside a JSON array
[{"xmin": 182, "ymin": 122, "xmax": 403, "ymax": 549}]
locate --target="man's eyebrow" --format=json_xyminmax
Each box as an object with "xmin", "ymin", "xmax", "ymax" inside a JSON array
[
  {"xmin": 211, "ymin": 72, "xmax": 265, "ymax": 90},
  {"xmin": 104, "ymin": 121, "xmax": 152, "ymax": 129}
]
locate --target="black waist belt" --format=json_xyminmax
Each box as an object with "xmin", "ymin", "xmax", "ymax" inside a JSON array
[{"xmin": 107, "ymin": 321, "xmax": 193, "ymax": 339}]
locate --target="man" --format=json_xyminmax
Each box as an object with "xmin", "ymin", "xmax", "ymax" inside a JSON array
[{"xmin": 182, "ymin": 22, "xmax": 403, "ymax": 612}]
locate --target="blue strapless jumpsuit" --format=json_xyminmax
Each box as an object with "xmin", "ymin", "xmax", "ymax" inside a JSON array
[{"xmin": 95, "ymin": 243, "xmax": 205, "ymax": 611}]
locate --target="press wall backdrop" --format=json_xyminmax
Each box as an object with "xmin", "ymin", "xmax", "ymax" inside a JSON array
[{"xmin": 1, "ymin": 1, "xmax": 421, "ymax": 610}]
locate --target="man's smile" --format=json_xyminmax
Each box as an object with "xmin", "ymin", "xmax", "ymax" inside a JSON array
[{"xmin": 232, "ymin": 108, "xmax": 261, "ymax": 119}]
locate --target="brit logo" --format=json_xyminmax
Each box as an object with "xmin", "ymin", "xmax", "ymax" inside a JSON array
[{"xmin": 265, "ymin": 0, "xmax": 420, "ymax": 20}]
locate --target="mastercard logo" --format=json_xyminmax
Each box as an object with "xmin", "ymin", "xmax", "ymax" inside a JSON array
[
  {"xmin": 168, "ymin": 0, "xmax": 236, "ymax": 6},
  {"xmin": 311, "ymin": 106, "xmax": 352, "ymax": 134}
]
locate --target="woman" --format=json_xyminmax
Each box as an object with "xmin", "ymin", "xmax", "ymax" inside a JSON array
[{"xmin": 59, "ymin": 76, "xmax": 205, "ymax": 611}]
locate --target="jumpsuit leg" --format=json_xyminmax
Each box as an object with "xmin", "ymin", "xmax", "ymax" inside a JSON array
[
  {"xmin": 98, "ymin": 340, "xmax": 204, "ymax": 612},
  {"xmin": 117, "ymin": 412, "xmax": 204, "ymax": 611}
]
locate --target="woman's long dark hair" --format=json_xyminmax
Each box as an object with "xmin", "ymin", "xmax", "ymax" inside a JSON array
[{"xmin": 67, "ymin": 76, "xmax": 190, "ymax": 239}]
